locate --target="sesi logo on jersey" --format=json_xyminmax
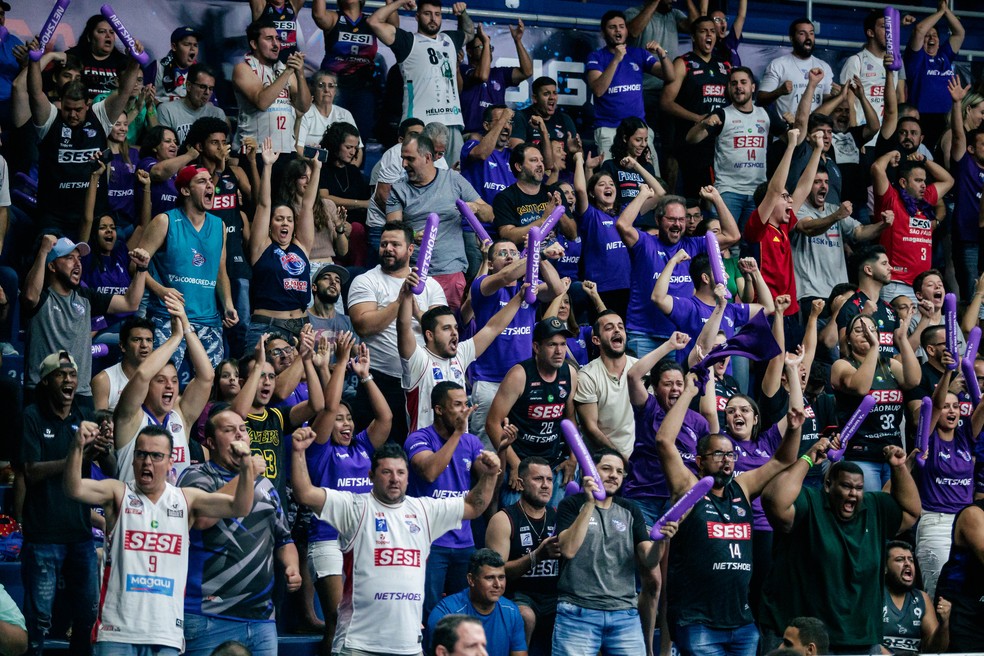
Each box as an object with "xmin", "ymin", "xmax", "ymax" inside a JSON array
[
  {"xmin": 124, "ymin": 531, "xmax": 183, "ymax": 555},
  {"xmin": 374, "ymin": 548, "xmax": 422, "ymax": 567},
  {"xmin": 734, "ymin": 135, "xmax": 765, "ymax": 149},
  {"xmin": 706, "ymin": 521, "xmax": 752, "ymax": 540},
  {"xmin": 528, "ymin": 404, "xmax": 564, "ymax": 420},
  {"xmin": 211, "ymin": 194, "xmax": 238, "ymax": 210}
]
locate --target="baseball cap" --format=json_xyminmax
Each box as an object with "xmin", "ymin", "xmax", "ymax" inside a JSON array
[
  {"xmin": 313, "ymin": 263, "xmax": 350, "ymax": 285},
  {"xmin": 533, "ymin": 316, "xmax": 575, "ymax": 342},
  {"xmin": 175, "ymin": 166, "xmax": 208, "ymax": 190},
  {"xmin": 46, "ymin": 237, "xmax": 90, "ymax": 264},
  {"xmin": 39, "ymin": 350, "xmax": 78, "ymax": 380},
  {"xmin": 171, "ymin": 26, "xmax": 201, "ymax": 43}
]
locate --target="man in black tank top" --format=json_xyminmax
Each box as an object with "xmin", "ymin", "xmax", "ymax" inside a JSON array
[
  {"xmin": 487, "ymin": 317, "xmax": 579, "ymax": 509},
  {"xmin": 485, "ymin": 456, "xmax": 561, "ymax": 648},
  {"xmin": 882, "ymin": 541, "xmax": 949, "ymax": 654}
]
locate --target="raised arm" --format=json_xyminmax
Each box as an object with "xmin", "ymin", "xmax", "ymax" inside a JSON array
[
  {"xmin": 761, "ymin": 295, "xmax": 791, "ymax": 397},
  {"xmin": 294, "ymin": 156, "xmax": 321, "ymax": 253},
  {"xmin": 656, "ymin": 374, "xmax": 701, "ymax": 497},
  {"xmin": 311, "ymin": 333, "xmax": 355, "ymax": 443},
  {"xmin": 472, "ymin": 284, "xmax": 526, "ymax": 357},
  {"xmin": 176, "ymin": 305, "xmax": 215, "ymax": 423},
  {"xmin": 886, "ymin": 445, "xmax": 922, "ymax": 530},
  {"xmin": 462, "ymin": 451, "xmax": 501, "ymax": 520},
  {"xmin": 396, "ymin": 274, "xmax": 419, "ymax": 360},
  {"xmin": 290, "ymin": 427, "xmax": 328, "ymax": 511},
  {"xmin": 469, "ymin": 107, "xmax": 513, "ymax": 162},
  {"xmin": 790, "ymin": 131, "xmax": 824, "ymax": 213},
  {"xmin": 650, "ymin": 249, "xmax": 688, "ymax": 315},
  {"xmin": 762, "ymin": 438, "xmax": 830, "ymax": 532},
  {"xmin": 288, "ymin": 329, "xmax": 326, "ymax": 426},
  {"xmin": 249, "ymin": 139, "xmax": 278, "ymax": 263},
  {"xmin": 831, "ymin": 321, "xmax": 880, "ymax": 395},
  {"xmin": 615, "ymin": 183, "xmax": 655, "ymax": 249},
  {"xmin": 186, "ymin": 442, "xmax": 255, "ymax": 520},
  {"xmin": 556, "ymin": 478, "xmax": 600, "ymax": 558},
  {"xmin": 949, "ymin": 77, "xmax": 969, "ymax": 166},
  {"xmin": 739, "ymin": 396, "xmax": 805, "ymax": 501},
  {"xmin": 923, "ymin": 156, "xmax": 954, "ymax": 198},
  {"xmin": 755, "ymin": 129, "xmax": 800, "ymax": 222},
  {"xmin": 587, "ymin": 45, "xmax": 624, "ymax": 99},
  {"xmin": 870, "ymin": 149, "xmax": 899, "ymax": 198},
  {"xmin": 230, "ymin": 335, "xmax": 267, "ymax": 419},
  {"xmin": 367, "ymin": 0, "xmax": 411, "ymax": 46},
  {"xmin": 510, "ymin": 20, "xmax": 534, "ymax": 84},
  {"xmin": 63, "ymin": 422, "xmax": 123, "ymax": 508}
]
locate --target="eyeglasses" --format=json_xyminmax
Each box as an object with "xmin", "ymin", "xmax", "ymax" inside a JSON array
[
  {"xmin": 703, "ymin": 451, "xmax": 738, "ymax": 462},
  {"xmin": 269, "ymin": 346, "xmax": 295, "ymax": 358},
  {"xmin": 712, "ymin": 17, "xmax": 727, "ymax": 23},
  {"xmin": 494, "ymin": 249, "xmax": 520, "ymax": 258},
  {"xmin": 192, "ymin": 82, "xmax": 215, "ymax": 92},
  {"xmin": 316, "ymin": 82, "xmax": 338, "ymax": 89},
  {"xmin": 134, "ymin": 450, "xmax": 168, "ymax": 463}
]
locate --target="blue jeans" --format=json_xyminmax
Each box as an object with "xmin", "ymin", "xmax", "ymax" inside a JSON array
[
  {"xmin": 367, "ymin": 225, "xmax": 382, "ymax": 268},
  {"xmin": 22, "ymin": 540, "xmax": 98, "ymax": 656},
  {"xmin": 953, "ymin": 240, "xmax": 979, "ymax": 302},
  {"xmin": 552, "ymin": 601, "xmax": 645, "ymax": 656},
  {"xmin": 627, "ymin": 331, "xmax": 667, "ymax": 359},
  {"xmin": 673, "ymin": 622, "xmax": 759, "ymax": 656},
  {"xmin": 225, "ymin": 277, "xmax": 251, "ymax": 359},
  {"xmin": 851, "ymin": 460, "xmax": 892, "ymax": 492},
  {"xmin": 94, "ymin": 644, "xmax": 180, "ymax": 656},
  {"xmin": 720, "ymin": 191, "xmax": 758, "ymax": 233},
  {"xmin": 183, "ymin": 613, "xmax": 277, "ymax": 656},
  {"xmin": 423, "ymin": 545, "xmax": 474, "ymax": 622}
]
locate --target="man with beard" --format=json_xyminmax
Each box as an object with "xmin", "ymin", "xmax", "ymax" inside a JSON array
[
  {"xmin": 586, "ymin": 10, "xmax": 673, "ymax": 162},
  {"xmin": 871, "ymin": 152, "xmax": 953, "ymax": 304},
  {"xmin": 509, "ymin": 77, "xmax": 578, "ymax": 149},
  {"xmin": 461, "ymin": 105, "xmax": 517, "ymax": 206},
  {"xmin": 157, "ymin": 64, "xmax": 228, "ymax": 144},
  {"xmin": 290, "ymin": 431, "xmax": 502, "ymax": 655},
  {"xmin": 369, "ymin": 0, "xmax": 475, "ymax": 167},
  {"xmin": 64, "ymin": 419, "xmax": 256, "ymax": 656},
  {"xmin": 617, "ymin": 185, "xmax": 739, "ymax": 358},
  {"xmin": 553, "ymin": 447, "xmax": 678, "ymax": 656},
  {"xmin": 841, "ymin": 10, "xmax": 907, "ymax": 148},
  {"xmin": 791, "ymin": 169, "xmax": 888, "ymax": 309},
  {"xmin": 485, "ymin": 457, "xmax": 561, "ymax": 648},
  {"xmin": 426, "ymin": 549, "xmax": 527, "ymax": 656},
  {"xmin": 20, "ymin": 352, "xmax": 115, "ymax": 656},
  {"xmin": 658, "ymin": 373, "xmax": 804, "ymax": 656},
  {"xmin": 757, "ymin": 19, "xmax": 834, "ymax": 118},
  {"xmin": 905, "ymin": 3, "xmax": 965, "ymax": 148},
  {"xmin": 308, "ymin": 264, "xmax": 355, "ymax": 340},
  {"xmin": 233, "ymin": 18, "xmax": 311, "ymax": 155},
  {"xmin": 494, "ymin": 144, "xmax": 576, "ymax": 247},
  {"xmin": 399, "ymin": 272, "xmax": 524, "ymax": 431},
  {"xmin": 349, "ymin": 221, "xmax": 447, "ymax": 439},
  {"xmin": 760, "ymin": 443, "xmax": 921, "ymax": 652},
  {"xmin": 139, "ymin": 165, "xmax": 238, "ymax": 371},
  {"xmin": 92, "ymin": 316, "xmax": 156, "ymax": 412},
  {"xmin": 837, "ymin": 246, "xmax": 901, "ymax": 357},
  {"xmin": 661, "ymin": 16, "xmax": 731, "ymax": 197},
  {"xmin": 574, "ymin": 310, "xmax": 637, "ymax": 458},
  {"xmin": 487, "ymin": 317, "xmax": 579, "ymax": 509},
  {"xmin": 881, "ymin": 540, "xmax": 950, "ymax": 654},
  {"xmin": 25, "ymin": 236, "xmax": 149, "ymax": 407},
  {"xmin": 386, "ymin": 132, "xmax": 490, "ymax": 310},
  {"xmin": 687, "ymin": 67, "xmax": 776, "ymax": 227}
]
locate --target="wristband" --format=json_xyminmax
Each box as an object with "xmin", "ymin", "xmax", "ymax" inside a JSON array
[
  {"xmin": 135, "ymin": 266, "xmax": 148, "ymax": 272},
  {"xmin": 529, "ymin": 552, "xmax": 537, "ymax": 570},
  {"xmin": 800, "ymin": 454, "xmax": 815, "ymax": 467},
  {"xmin": 359, "ymin": 375, "xmax": 374, "ymax": 384}
]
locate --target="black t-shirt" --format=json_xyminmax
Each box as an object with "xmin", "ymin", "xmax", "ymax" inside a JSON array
[
  {"xmin": 760, "ymin": 387, "xmax": 837, "ymax": 478},
  {"xmin": 837, "ymin": 290, "xmax": 900, "ymax": 357},
  {"xmin": 599, "ymin": 158, "xmax": 665, "ymax": 229},
  {"xmin": 492, "ymin": 182, "xmax": 560, "ymax": 238},
  {"xmin": 320, "ymin": 163, "xmax": 371, "ymax": 224},
  {"xmin": 66, "ymin": 46, "xmax": 129, "ymax": 99},
  {"xmin": 511, "ymin": 107, "xmax": 578, "ymax": 147},
  {"xmin": 20, "ymin": 402, "xmax": 95, "ymax": 543}
]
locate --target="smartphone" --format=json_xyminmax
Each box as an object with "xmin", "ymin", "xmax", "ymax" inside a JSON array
[
  {"xmin": 98, "ymin": 148, "xmax": 114, "ymax": 164},
  {"xmin": 303, "ymin": 145, "xmax": 329, "ymax": 163}
]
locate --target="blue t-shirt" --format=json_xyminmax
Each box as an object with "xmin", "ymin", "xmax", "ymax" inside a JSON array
[
  {"xmin": 626, "ymin": 231, "xmax": 706, "ymax": 337},
  {"xmin": 579, "ymin": 205, "xmax": 631, "ymax": 292},
  {"xmin": 667, "ymin": 296, "xmax": 751, "ymax": 363},
  {"xmin": 904, "ymin": 42, "xmax": 956, "ymax": 114},
  {"xmin": 586, "ymin": 46, "xmax": 657, "ymax": 128},
  {"xmin": 469, "ymin": 276, "xmax": 538, "ymax": 382},
  {"xmin": 460, "ymin": 140, "xmax": 516, "ymax": 207},
  {"xmin": 459, "ymin": 65, "xmax": 515, "ymax": 133},
  {"xmin": 306, "ymin": 430, "xmax": 374, "ymax": 541},
  {"xmin": 427, "ymin": 589, "xmax": 527, "ymax": 656},
  {"xmin": 567, "ymin": 325, "xmax": 592, "ymax": 366},
  {"xmin": 405, "ymin": 425, "xmax": 485, "ymax": 548}
]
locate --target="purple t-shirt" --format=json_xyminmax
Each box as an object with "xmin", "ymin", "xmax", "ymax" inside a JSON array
[
  {"xmin": 626, "ymin": 231, "xmax": 706, "ymax": 337},
  {"xmin": 952, "ymin": 153, "xmax": 984, "ymax": 243},
  {"xmin": 460, "ymin": 140, "xmax": 516, "ymax": 207},
  {"xmin": 623, "ymin": 395, "xmax": 706, "ymax": 500},
  {"xmin": 917, "ymin": 422, "xmax": 976, "ymax": 514},
  {"xmin": 82, "ymin": 242, "xmax": 133, "ymax": 328},
  {"xmin": 585, "ymin": 46, "xmax": 657, "ymax": 128},
  {"xmin": 713, "ymin": 28, "xmax": 742, "ymax": 67},
  {"xmin": 459, "ymin": 65, "xmax": 515, "ymax": 133},
  {"xmin": 137, "ymin": 156, "xmax": 179, "ymax": 218},
  {"xmin": 567, "ymin": 325, "xmax": 592, "ymax": 367},
  {"xmin": 405, "ymin": 425, "xmax": 485, "ymax": 548},
  {"xmin": 554, "ymin": 235, "xmax": 582, "ymax": 281},
  {"xmin": 306, "ymin": 430, "xmax": 375, "ymax": 541},
  {"xmin": 731, "ymin": 423, "xmax": 782, "ymax": 531},
  {"xmin": 469, "ymin": 276, "xmax": 537, "ymax": 382},
  {"xmin": 667, "ymin": 296, "xmax": 751, "ymax": 363},
  {"xmin": 107, "ymin": 149, "xmax": 139, "ymax": 224},
  {"xmin": 904, "ymin": 42, "xmax": 956, "ymax": 114},
  {"xmin": 579, "ymin": 205, "xmax": 630, "ymax": 292}
]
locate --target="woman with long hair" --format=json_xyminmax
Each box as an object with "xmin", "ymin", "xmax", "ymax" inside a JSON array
[
  {"xmin": 278, "ymin": 158, "xmax": 351, "ymax": 272},
  {"xmin": 601, "ymin": 116, "xmax": 665, "ymax": 227},
  {"xmin": 138, "ymin": 126, "xmax": 197, "ymax": 218},
  {"xmin": 319, "ymin": 122, "xmax": 369, "ymax": 267}
]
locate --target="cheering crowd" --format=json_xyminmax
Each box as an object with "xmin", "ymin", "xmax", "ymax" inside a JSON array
[{"xmin": 1, "ymin": 0, "xmax": 984, "ymax": 654}]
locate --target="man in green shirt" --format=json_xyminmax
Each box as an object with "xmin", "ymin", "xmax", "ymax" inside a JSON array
[{"xmin": 760, "ymin": 439, "xmax": 921, "ymax": 653}]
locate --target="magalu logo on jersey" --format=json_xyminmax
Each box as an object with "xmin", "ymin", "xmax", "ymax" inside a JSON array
[
  {"xmin": 126, "ymin": 574, "xmax": 175, "ymax": 596},
  {"xmin": 192, "ymin": 248, "xmax": 206, "ymax": 267},
  {"xmin": 277, "ymin": 248, "xmax": 307, "ymax": 276}
]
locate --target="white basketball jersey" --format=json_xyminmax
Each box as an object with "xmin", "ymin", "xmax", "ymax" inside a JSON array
[
  {"xmin": 713, "ymin": 105, "xmax": 770, "ymax": 195},
  {"xmin": 117, "ymin": 409, "xmax": 191, "ymax": 485},
  {"xmin": 103, "ymin": 362, "xmax": 129, "ymax": 412},
  {"xmin": 96, "ymin": 482, "xmax": 189, "ymax": 649},
  {"xmin": 400, "ymin": 33, "xmax": 463, "ymax": 127},
  {"xmin": 235, "ymin": 54, "xmax": 296, "ymax": 152}
]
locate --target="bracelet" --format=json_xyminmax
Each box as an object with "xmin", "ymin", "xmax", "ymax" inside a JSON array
[
  {"xmin": 135, "ymin": 266, "xmax": 148, "ymax": 273},
  {"xmin": 800, "ymin": 454, "xmax": 815, "ymax": 467},
  {"xmin": 529, "ymin": 552, "xmax": 537, "ymax": 569},
  {"xmin": 359, "ymin": 375, "xmax": 374, "ymax": 384}
]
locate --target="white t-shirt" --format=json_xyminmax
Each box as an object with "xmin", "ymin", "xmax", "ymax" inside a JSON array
[
  {"xmin": 573, "ymin": 356, "xmax": 639, "ymax": 459},
  {"xmin": 0, "ymin": 156, "xmax": 10, "ymax": 208},
  {"xmin": 403, "ymin": 340, "xmax": 477, "ymax": 432},
  {"xmin": 295, "ymin": 103, "xmax": 364, "ymax": 150},
  {"xmin": 368, "ymin": 144, "xmax": 449, "ymax": 228},
  {"xmin": 320, "ymin": 490, "xmax": 464, "ymax": 654},
  {"xmin": 840, "ymin": 48, "xmax": 906, "ymax": 146},
  {"xmin": 347, "ymin": 267, "xmax": 447, "ymax": 378},
  {"xmin": 759, "ymin": 54, "xmax": 834, "ymax": 118}
]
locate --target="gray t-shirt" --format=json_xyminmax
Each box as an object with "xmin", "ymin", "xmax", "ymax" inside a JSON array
[
  {"xmin": 624, "ymin": 5, "xmax": 686, "ymax": 91},
  {"xmin": 156, "ymin": 100, "xmax": 226, "ymax": 144},
  {"xmin": 26, "ymin": 286, "xmax": 112, "ymax": 394},
  {"xmin": 791, "ymin": 202, "xmax": 861, "ymax": 300},
  {"xmin": 556, "ymin": 495, "xmax": 649, "ymax": 611},
  {"xmin": 386, "ymin": 169, "xmax": 479, "ymax": 275}
]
